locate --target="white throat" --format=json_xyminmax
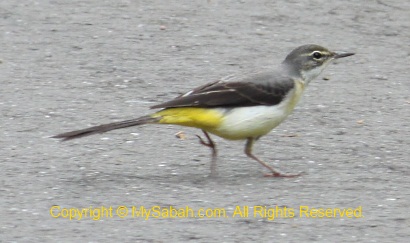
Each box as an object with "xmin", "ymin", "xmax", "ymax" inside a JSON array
[{"xmin": 300, "ymin": 61, "xmax": 332, "ymax": 84}]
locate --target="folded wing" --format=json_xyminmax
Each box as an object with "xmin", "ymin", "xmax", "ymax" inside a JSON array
[{"xmin": 151, "ymin": 72, "xmax": 295, "ymax": 109}]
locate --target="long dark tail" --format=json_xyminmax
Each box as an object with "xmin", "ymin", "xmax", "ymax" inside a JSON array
[{"xmin": 52, "ymin": 115, "xmax": 160, "ymax": 141}]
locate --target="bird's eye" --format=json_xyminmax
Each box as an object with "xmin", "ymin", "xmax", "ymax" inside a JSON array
[{"xmin": 312, "ymin": 51, "xmax": 322, "ymax": 59}]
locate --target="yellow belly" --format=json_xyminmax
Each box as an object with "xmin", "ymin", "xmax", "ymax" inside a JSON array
[{"xmin": 152, "ymin": 107, "xmax": 224, "ymax": 130}]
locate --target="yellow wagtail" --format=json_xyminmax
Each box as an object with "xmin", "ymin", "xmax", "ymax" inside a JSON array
[{"xmin": 53, "ymin": 44, "xmax": 354, "ymax": 177}]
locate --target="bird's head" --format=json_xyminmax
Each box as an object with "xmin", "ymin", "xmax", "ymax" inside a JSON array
[{"xmin": 283, "ymin": 44, "xmax": 354, "ymax": 83}]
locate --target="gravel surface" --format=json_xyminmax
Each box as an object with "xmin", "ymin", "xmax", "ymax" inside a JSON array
[{"xmin": 1, "ymin": 0, "xmax": 409, "ymax": 242}]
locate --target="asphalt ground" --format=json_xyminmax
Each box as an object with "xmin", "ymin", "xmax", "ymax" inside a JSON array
[{"xmin": 1, "ymin": 0, "xmax": 409, "ymax": 242}]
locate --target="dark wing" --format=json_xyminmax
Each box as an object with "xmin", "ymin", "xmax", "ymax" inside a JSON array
[{"xmin": 151, "ymin": 72, "xmax": 295, "ymax": 109}]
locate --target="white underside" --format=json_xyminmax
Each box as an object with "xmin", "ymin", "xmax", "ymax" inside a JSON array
[
  {"xmin": 208, "ymin": 82, "xmax": 305, "ymax": 140},
  {"xmin": 210, "ymin": 106, "xmax": 289, "ymax": 139}
]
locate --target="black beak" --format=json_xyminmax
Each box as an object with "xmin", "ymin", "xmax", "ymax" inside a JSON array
[{"xmin": 333, "ymin": 51, "xmax": 355, "ymax": 59}]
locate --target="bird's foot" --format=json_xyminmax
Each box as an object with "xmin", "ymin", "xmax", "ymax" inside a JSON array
[{"xmin": 196, "ymin": 134, "xmax": 213, "ymax": 148}]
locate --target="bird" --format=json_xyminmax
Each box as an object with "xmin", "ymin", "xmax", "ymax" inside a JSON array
[{"xmin": 53, "ymin": 44, "xmax": 354, "ymax": 177}]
